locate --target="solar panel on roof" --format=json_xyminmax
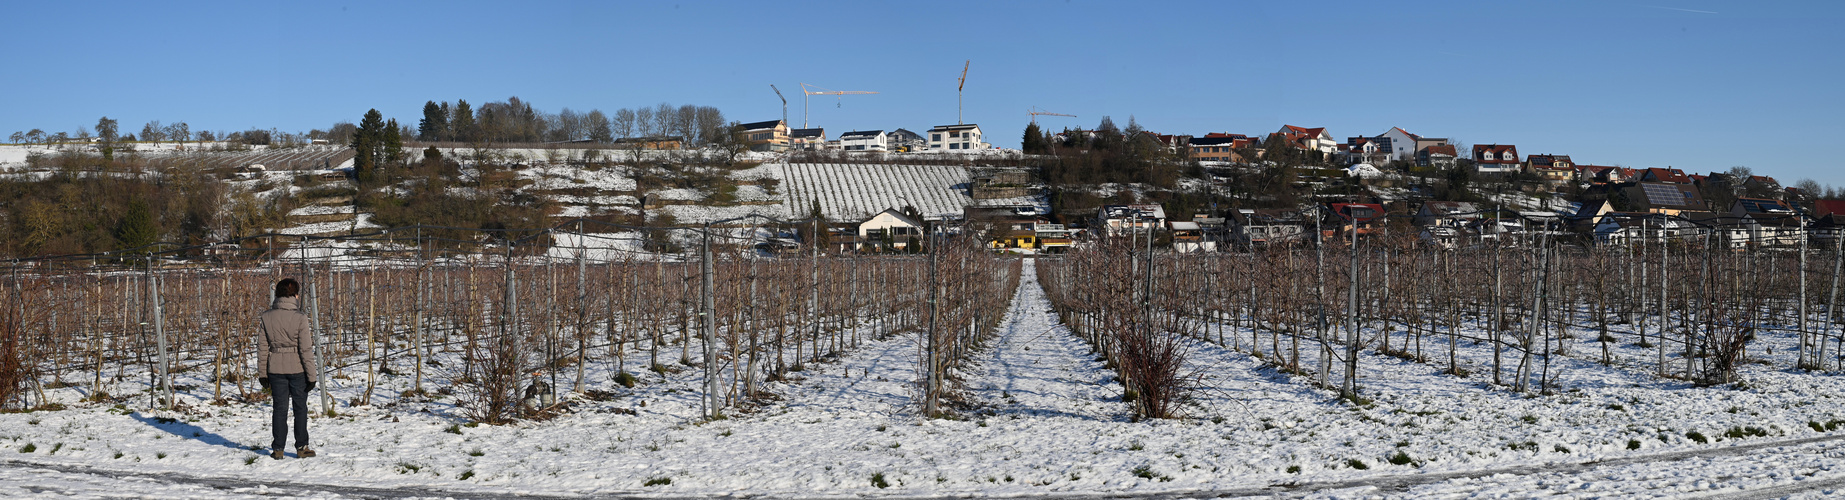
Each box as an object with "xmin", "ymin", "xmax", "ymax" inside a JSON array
[{"xmin": 1641, "ymin": 184, "xmax": 1683, "ymax": 206}]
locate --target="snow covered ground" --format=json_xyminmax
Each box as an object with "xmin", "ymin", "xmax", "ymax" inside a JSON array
[{"xmin": 5, "ymin": 259, "xmax": 1845, "ymax": 498}]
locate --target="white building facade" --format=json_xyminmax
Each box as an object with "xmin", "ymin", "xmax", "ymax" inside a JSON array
[
  {"xmin": 838, "ymin": 130, "xmax": 888, "ymax": 151},
  {"xmin": 928, "ymin": 124, "xmax": 989, "ymax": 151}
]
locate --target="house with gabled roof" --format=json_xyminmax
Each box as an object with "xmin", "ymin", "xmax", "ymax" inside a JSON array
[
  {"xmin": 1731, "ymin": 197, "xmax": 1803, "ymax": 247},
  {"xmin": 1525, "ymin": 154, "xmax": 1575, "ymax": 183},
  {"xmin": 1274, "ymin": 125, "xmax": 1337, "ymax": 155},
  {"xmin": 1621, "ymin": 181, "xmax": 1707, "ymax": 215},
  {"xmin": 1417, "ymin": 144, "xmax": 1457, "ymax": 167},
  {"xmin": 1190, "ymin": 133, "xmax": 1258, "ymax": 163},
  {"xmin": 856, "ymin": 208, "xmax": 926, "ymax": 252},
  {"xmin": 1811, "ymin": 200, "xmax": 1845, "ymax": 246},
  {"xmin": 887, "ymin": 128, "xmax": 926, "ymax": 152},
  {"xmin": 1354, "ymin": 127, "xmax": 1448, "ymax": 162},
  {"xmin": 789, "ymin": 128, "xmax": 827, "ymax": 150},
  {"xmin": 1472, "ymin": 144, "xmax": 1520, "ymax": 174},
  {"xmin": 1640, "ymin": 167, "xmax": 1690, "ymax": 184},
  {"xmin": 838, "ymin": 130, "xmax": 887, "ymax": 151},
  {"xmin": 740, "ymin": 119, "xmax": 790, "ymax": 151},
  {"xmin": 1414, "ymin": 201, "xmax": 1481, "ymax": 227},
  {"xmin": 1338, "ymin": 137, "xmax": 1389, "ymax": 165},
  {"xmin": 927, "ymin": 124, "xmax": 989, "ymax": 152},
  {"xmin": 1744, "ymin": 175, "xmax": 1783, "ymax": 197},
  {"xmin": 1325, "ymin": 203, "xmax": 1388, "ymax": 238}
]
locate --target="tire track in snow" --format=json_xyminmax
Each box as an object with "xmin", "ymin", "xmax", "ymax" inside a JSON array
[{"xmin": 967, "ymin": 259, "xmax": 1127, "ymax": 422}]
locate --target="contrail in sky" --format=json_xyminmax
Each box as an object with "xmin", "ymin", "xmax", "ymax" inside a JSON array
[{"xmin": 1647, "ymin": 5, "xmax": 1718, "ymax": 14}]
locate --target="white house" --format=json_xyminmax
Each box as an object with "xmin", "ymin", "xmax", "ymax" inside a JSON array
[
  {"xmin": 1376, "ymin": 127, "xmax": 1446, "ymax": 161},
  {"xmin": 1472, "ymin": 144, "xmax": 1521, "ymax": 174},
  {"xmin": 838, "ymin": 130, "xmax": 888, "ymax": 151},
  {"xmin": 928, "ymin": 124, "xmax": 989, "ymax": 152},
  {"xmin": 1098, "ymin": 204, "xmax": 1167, "ymax": 237},
  {"xmin": 857, "ymin": 208, "xmax": 926, "ymax": 251}
]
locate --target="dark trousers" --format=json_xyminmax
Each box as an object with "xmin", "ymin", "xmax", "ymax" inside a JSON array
[{"xmin": 270, "ymin": 372, "xmax": 310, "ymax": 451}]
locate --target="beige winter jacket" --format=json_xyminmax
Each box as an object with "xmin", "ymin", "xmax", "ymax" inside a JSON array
[{"xmin": 258, "ymin": 296, "xmax": 317, "ymax": 379}]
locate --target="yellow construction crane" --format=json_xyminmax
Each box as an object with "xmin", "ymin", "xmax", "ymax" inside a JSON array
[
  {"xmin": 799, "ymin": 83, "xmax": 877, "ymax": 129},
  {"xmin": 1028, "ymin": 106, "xmax": 1074, "ymax": 124},
  {"xmin": 957, "ymin": 60, "xmax": 970, "ymax": 124}
]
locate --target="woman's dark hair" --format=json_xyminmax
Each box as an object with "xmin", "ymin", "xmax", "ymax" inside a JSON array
[{"xmin": 275, "ymin": 278, "xmax": 300, "ymax": 298}]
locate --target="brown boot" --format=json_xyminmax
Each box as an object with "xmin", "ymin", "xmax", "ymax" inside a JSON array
[
  {"xmin": 270, "ymin": 449, "xmax": 284, "ymax": 460},
  {"xmin": 296, "ymin": 447, "xmax": 316, "ymax": 458}
]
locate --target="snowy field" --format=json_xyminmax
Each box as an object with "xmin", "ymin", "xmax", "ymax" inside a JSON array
[{"xmin": 5, "ymin": 259, "xmax": 1845, "ymax": 498}]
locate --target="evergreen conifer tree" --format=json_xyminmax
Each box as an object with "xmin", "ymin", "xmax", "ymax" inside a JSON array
[
  {"xmin": 452, "ymin": 100, "xmax": 476, "ymax": 142},
  {"xmin": 115, "ymin": 199, "xmax": 158, "ymax": 252},
  {"xmin": 1022, "ymin": 122, "xmax": 1045, "ymax": 154},
  {"xmin": 418, "ymin": 101, "xmax": 448, "ymax": 141},
  {"xmin": 353, "ymin": 109, "xmax": 385, "ymax": 182},
  {"xmin": 383, "ymin": 118, "xmax": 404, "ymax": 166}
]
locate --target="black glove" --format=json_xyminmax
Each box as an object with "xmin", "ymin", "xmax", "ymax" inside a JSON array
[
  {"xmin": 258, "ymin": 377, "xmax": 270, "ymax": 389},
  {"xmin": 305, "ymin": 380, "xmax": 316, "ymax": 392}
]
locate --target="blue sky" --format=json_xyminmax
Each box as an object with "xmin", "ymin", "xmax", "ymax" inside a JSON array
[{"xmin": 5, "ymin": 1, "xmax": 1842, "ymax": 188}]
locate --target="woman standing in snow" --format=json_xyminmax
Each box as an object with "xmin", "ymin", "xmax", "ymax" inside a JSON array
[{"xmin": 258, "ymin": 278, "xmax": 317, "ymax": 460}]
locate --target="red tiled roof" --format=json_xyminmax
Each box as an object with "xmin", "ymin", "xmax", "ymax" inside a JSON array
[
  {"xmin": 1815, "ymin": 200, "xmax": 1845, "ymax": 217},
  {"xmin": 1329, "ymin": 203, "xmax": 1387, "ymax": 222},
  {"xmin": 1421, "ymin": 144, "xmax": 1457, "ymax": 156},
  {"xmin": 1643, "ymin": 167, "xmax": 1690, "ymax": 183},
  {"xmin": 1471, "ymin": 144, "xmax": 1519, "ymax": 164}
]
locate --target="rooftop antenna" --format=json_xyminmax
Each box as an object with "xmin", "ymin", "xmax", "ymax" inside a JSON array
[
  {"xmin": 957, "ymin": 60, "xmax": 970, "ymax": 125},
  {"xmin": 770, "ymin": 85, "xmax": 788, "ymax": 125},
  {"xmin": 799, "ymin": 83, "xmax": 877, "ymax": 129}
]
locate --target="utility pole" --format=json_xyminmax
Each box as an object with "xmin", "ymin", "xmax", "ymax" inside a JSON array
[
  {"xmin": 701, "ymin": 224, "xmax": 719, "ymax": 419},
  {"xmin": 1344, "ymin": 210, "xmax": 1360, "ymax": 401},
  {"xmin": 923, "ymin": 229, "xmax": 941, "ymax": 418}
]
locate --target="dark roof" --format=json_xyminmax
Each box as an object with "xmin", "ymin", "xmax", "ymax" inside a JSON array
[
  {"xmin": 839, "ymin": 130, "xmax": 884, "ymax": 139},
  {"xmin": 1191, "ymin": 136, "xmax": 1242, "ymax": 146},
  {"xmin": 739, "ymin": 120, "xmax": 783, "ymax": 131},
  {"xmin": 929, "ymin": 124, "xmax": 980, "ymax": 132},
  {"xmin": 1527, "ymin": 154, "xmax": 1572, "ymax": 166},
  {"xmin": 1735, "ymin": 197, "xmax": 1793, "ymax": 214},
  {"xmin": 790, "ymin": 128, "xmax": 824, "ymax": 138},
  {"xmin": 1627, "ymin": 182, "xmax": 1705, "ymax": 209}
]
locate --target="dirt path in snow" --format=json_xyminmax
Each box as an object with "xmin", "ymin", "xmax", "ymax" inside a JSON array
[{"xmin": 964, "ymin": 259, "xmax": 1127, "ymax": 421}]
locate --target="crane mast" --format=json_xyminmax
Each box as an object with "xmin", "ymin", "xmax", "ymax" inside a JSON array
[
  {"xmin": 770, "ymin": 85, "xmax": 788, "ymax": 126},
  {"xmin": 957, "ymin": 60, "xmax": 970, "ymax": 125}
]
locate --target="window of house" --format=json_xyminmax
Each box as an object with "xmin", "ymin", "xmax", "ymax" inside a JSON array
[
  {"xmin": 950, "ymin": 131, "xmax": 960, "ymax": 138},
  {"xmin": 932, "ymin": 133, "xmax": 941, "ymax": 141}
]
